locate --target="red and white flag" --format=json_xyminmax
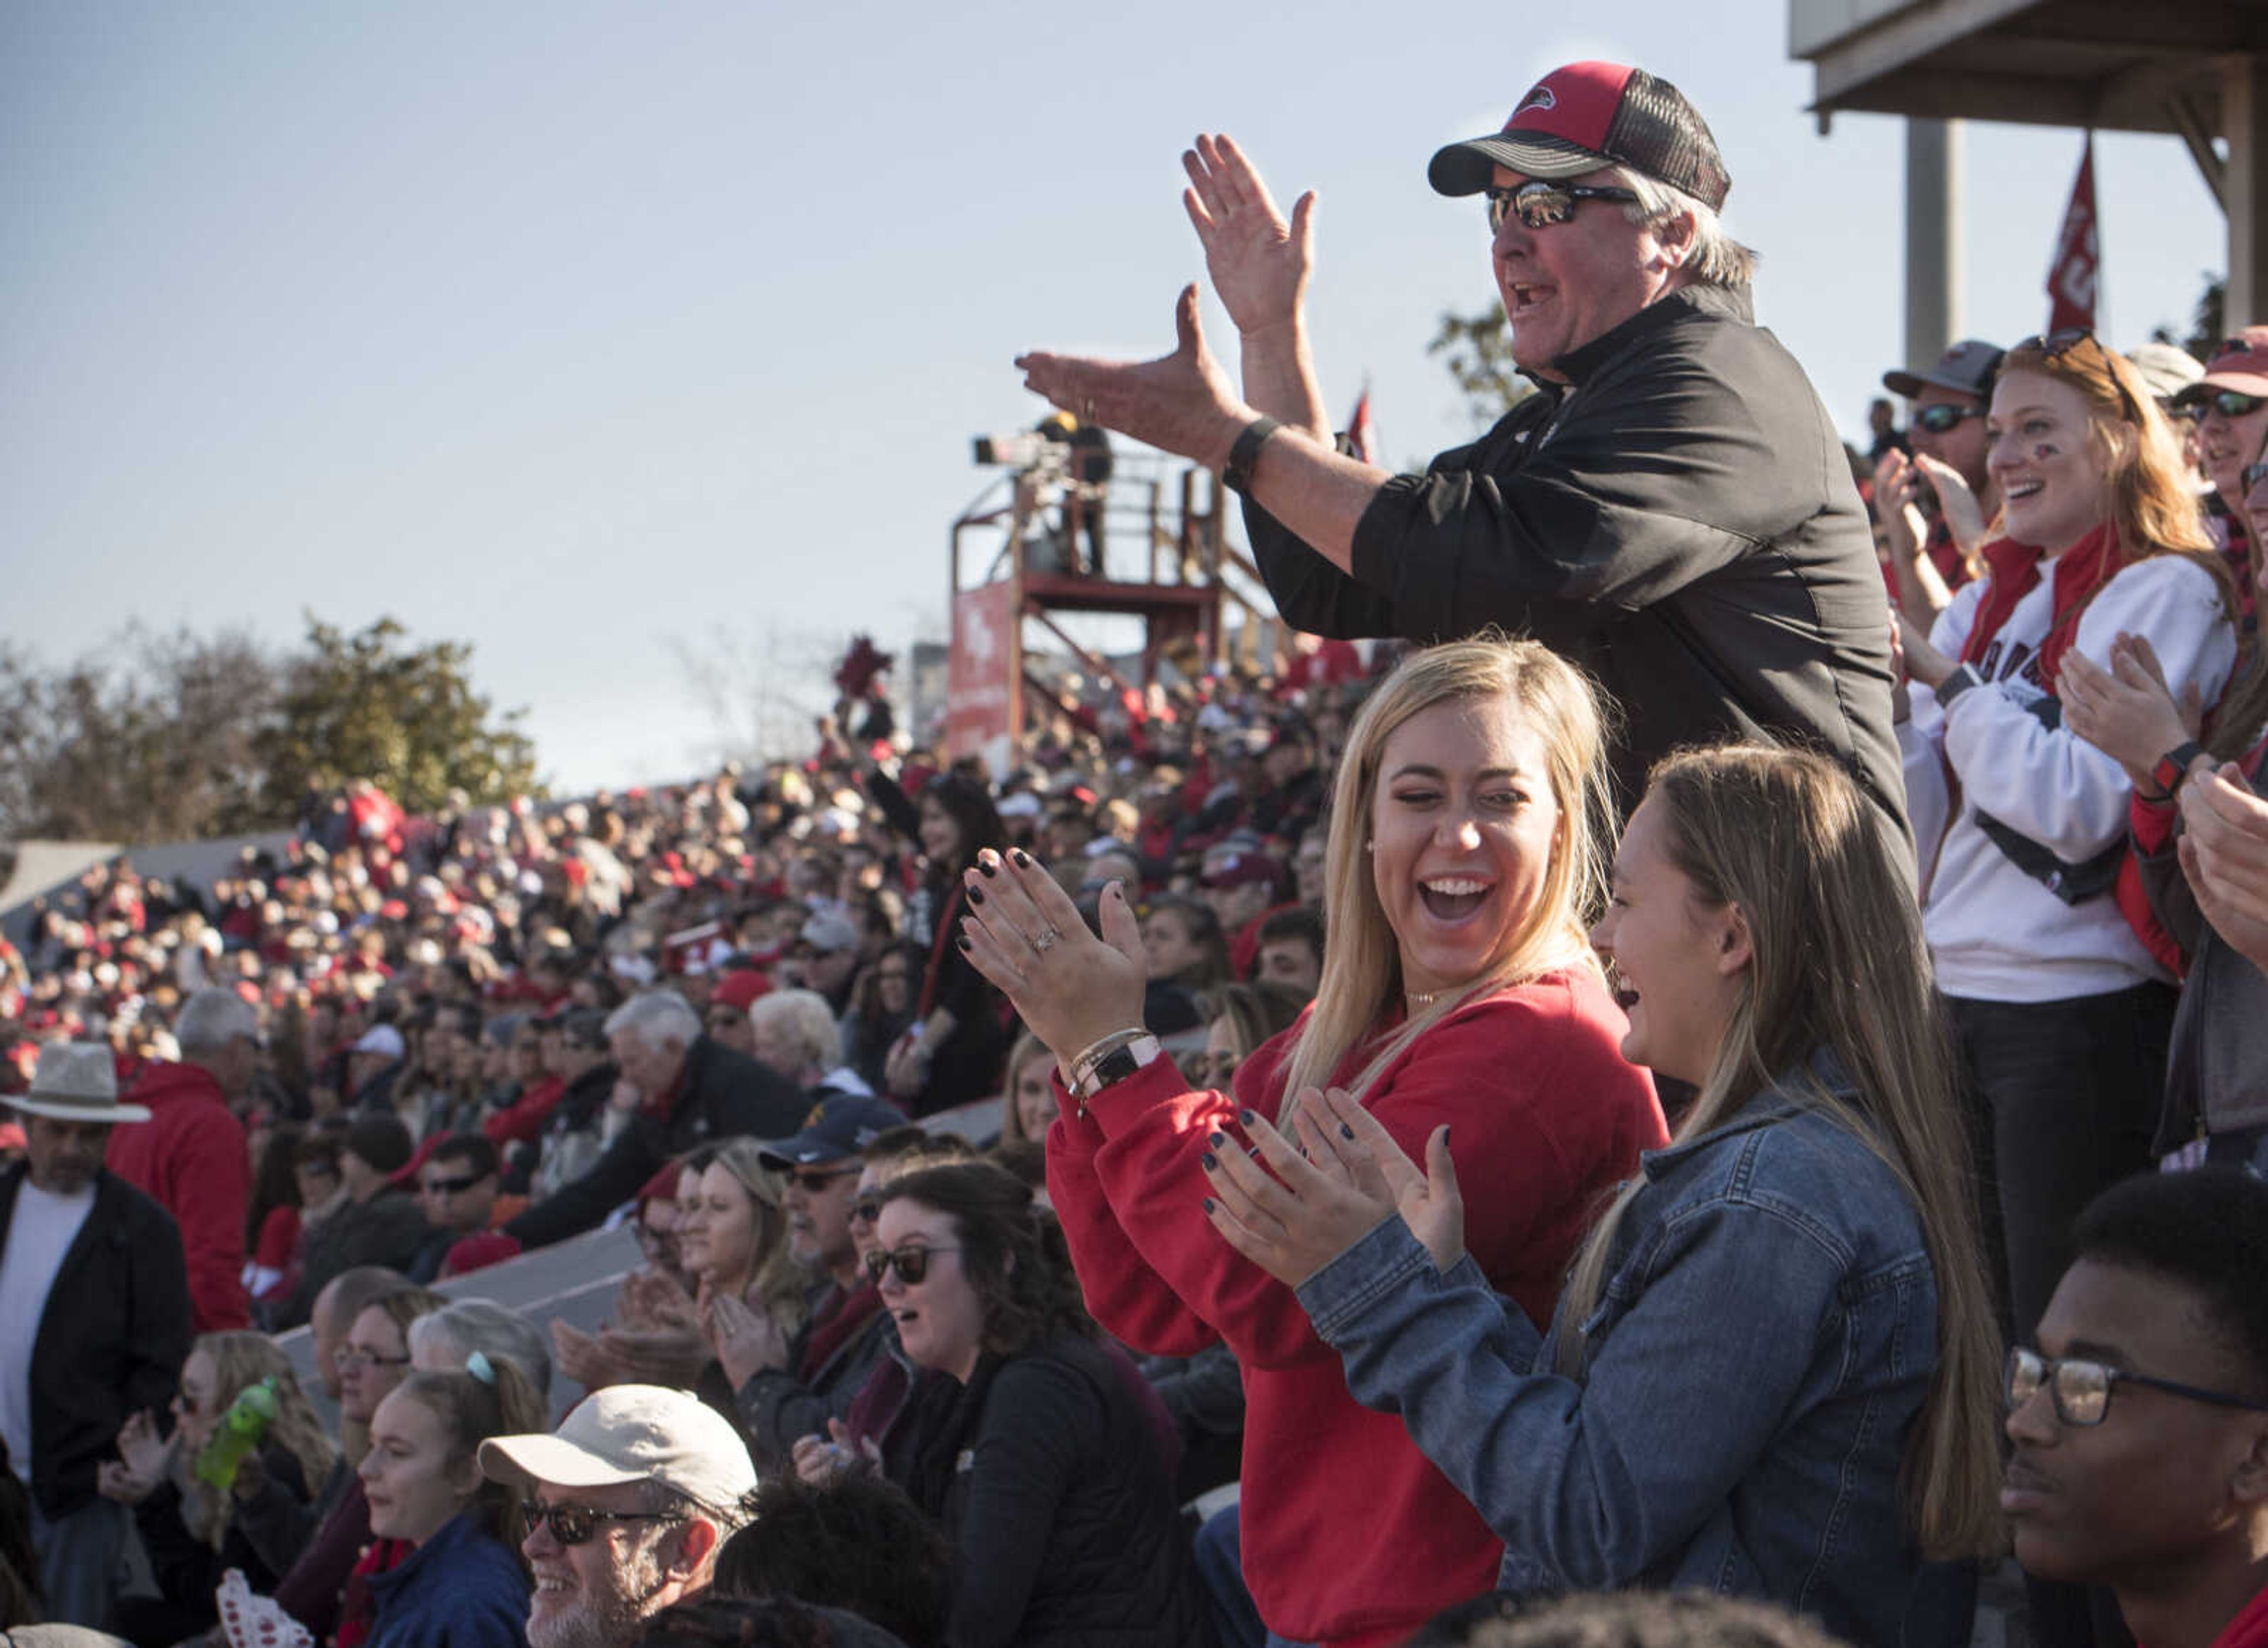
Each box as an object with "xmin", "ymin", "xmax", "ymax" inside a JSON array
[
  {"xmin": 1345, "ymin": 384, "xmax": 1377, "ymax": 464},
  {"xmin": 2045, "ymin": 135, "xmax": 2099, "ymax": 334}
]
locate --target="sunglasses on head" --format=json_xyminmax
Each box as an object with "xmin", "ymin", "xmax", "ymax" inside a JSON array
[
  {"xmin": 2005, "ymin": 1346, "xmax": 2268, "ymax": 1428},
  {"xmin": 1483, "ymin": 180, "xmax": 1641, "ymax": 234},
  {"xmin": 2010, "ymin": 329, "xmax": 2146, "ymax": 424},
  {"xmin": 863, "ymin": 1244, "xmax": 960, "ymax": 1286},
  {"xmin": 520, "ymin": 1498, "xmax": 683, "ymax": 1547},
  {"xmin": 1912, "ymin": 404, "xmax": 1983, "ymax": 434}
]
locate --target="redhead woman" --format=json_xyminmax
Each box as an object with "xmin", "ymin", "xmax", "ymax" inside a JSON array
[
  {"xmin": 1205, "ymin": 746, "xmax": 2003, "ymax": 1647},
  {"xmin": 959, "ymin": 638, "xmax": 1665, "ymax": 1648},
  {"xmin": 1898, "ymin": 332, "xmax": 2237, "ymax": 1355}
]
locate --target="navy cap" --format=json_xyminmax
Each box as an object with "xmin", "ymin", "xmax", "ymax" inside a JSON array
[{"xmin": 758, "ymin": 1092, "xmax": 910, "ymax": 1169}]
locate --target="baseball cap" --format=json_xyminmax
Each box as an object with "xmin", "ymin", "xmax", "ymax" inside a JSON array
[
  {"xmin": 2174, "ymin": 328, "xmax": 2268, "ymax": 405},
  {"xmin": 1202, "ymin": 849, "xmax": 1282, "ymax": 890},
  {"xmin": 708, "ymin": 968, "xmax": 773, "ymax": 1015},
  {"xmin": 2124, "ymin": 341, "xmax": 2204, "ymax": 405},
  {"xmin": 799, "ymin": 909, "xmax": 860, "ymax": 955},
  {"xmin": 1429, "ymin": 61, "xmax": 1731, "ymax": 213},
  {"xmin": 479, "ymin": 1384, "xmax": 755, "ymax": 1513},
  {"xmin": 758, "ymin": 1092, "xmax": 910, "ymax": 1169},
  {"xmin": 351, "ymin": 1024, "xmax": 406, "ymax": 1060},
  {"xmin": 1883, "ymin": 339, "xmax": 2005, "ymax": 402}
]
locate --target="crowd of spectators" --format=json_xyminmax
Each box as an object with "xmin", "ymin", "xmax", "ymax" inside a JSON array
[{"xmin": 9, "ymin": 49, "xmax": 2268, "ymax": 1648}]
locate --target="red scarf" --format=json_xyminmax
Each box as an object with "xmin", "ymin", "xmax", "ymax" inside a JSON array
[
  {"xmin": 335, "ymin": 1536, "xmax": 412, "ymax": 1648},
  {"xmin": 797, "ymin": 1278, "xmax": 884, "ymax": 1383},
  {"xmin": 1959, "ymin": 523, "xmax": 2120, "ymax": 695}
]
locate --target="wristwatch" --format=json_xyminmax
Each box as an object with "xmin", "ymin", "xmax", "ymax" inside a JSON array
[
  {"xmin": 2141, "ymin": 740, "xmax": 2209, "ymax": 805},
  {"xmin": 1221, "ymin": 416, "xmax": 1281, "ymax": 495},
  {"xmin": 1934, "ymin": 663, "xmax": 1985, "ymax": 710}
]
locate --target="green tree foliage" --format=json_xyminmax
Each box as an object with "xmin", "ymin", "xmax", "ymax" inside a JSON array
[
  {"xmin": 2151, "ymin": 273, "xmax": 2225, "ymax": 360},
  {"xmin": 1428, "ymin": 304, "xmax": 1536, "ymax": 429},
  {"xmin": 258, "ymin": 618, "xmax": 539, "ymax": 818},
  {"xmin": 0, "ymin": 627, "xmax": 276, "ymax": 845},
  {"xmin": 0, "ymin": 616, "xmax": 538, "ymax": 847}
]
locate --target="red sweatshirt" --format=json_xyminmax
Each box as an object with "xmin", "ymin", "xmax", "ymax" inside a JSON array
[
  {"xmin": 1047, "ymin": 970, "xmax": 1664, "ymax": 1648},
  {"xmin": 107, "ymin": 1060, "xmax": 250, "ymax": 1331}
]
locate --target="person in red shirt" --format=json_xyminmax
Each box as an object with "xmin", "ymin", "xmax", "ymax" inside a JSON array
[
  {"xmin": 2003, "ymin": 1170, "xmax": 2268, "ymax": 1648},
  {"xmin": 107, "ymin": 987, "xmax": 257, "ymax": 1331},
  {"xmin": 955, "ymin": 638, "xmax": 1666, "ymax": 1648}
]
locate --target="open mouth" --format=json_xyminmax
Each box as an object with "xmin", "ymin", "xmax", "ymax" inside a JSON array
[
  {"xmin": 1506, "ymin": 283, "xmax": 1554, "ymax": 319},
  {"xmin": 1417, "ymin": 876, "xmax": 1493, "ymax": 923},
  {"xmin": 2003, "ymin": 477, "xmax": 2045, "ymax": 502}
]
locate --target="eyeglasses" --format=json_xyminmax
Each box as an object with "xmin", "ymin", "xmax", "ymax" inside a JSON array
[
  {"xmin": 704, "ymin": 1011, "xmax": 744, "ymax": 1029},
  {"xmin": 1912, "ymin": 404, "xmax": 1983, "ymax": 435},
  {"xmin": 1484, "ymin": 181, "xmax": 1641, "ymax": 234},
  {"xmin": 850, "ymin": 1197, "xmax": 883, "ymax": 1226},
  {"xmin": 519, "ymin": 1498, "xmax": 683, "ymax": 1547},
  {"xmin": 2191, "ymin": 389, "xmax": 2268, "ymax": 421},
  {"xmin": 2005, "ymin": 1346, "xmax": 2268, "ymax": 1428},
  {"xmin": 863, "ymin": 1244, "xmax": 961, "ymax": 1286},
  {"xmin": 333, "ymin": 1346, "xmax": 412, "ymax": 1372},
  {"xmin": 788, "ymin": 1166, "xmax": 861, "ymax": 1194},
  {"xmin": 419, "ymin": 1173, "xmax": 488, "ymax": 1196}
]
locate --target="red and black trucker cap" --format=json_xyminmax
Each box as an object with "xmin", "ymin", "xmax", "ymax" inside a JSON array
[{"xmin": 1429, "ymin": 61, "xmax": 1731, "ymax": 213}]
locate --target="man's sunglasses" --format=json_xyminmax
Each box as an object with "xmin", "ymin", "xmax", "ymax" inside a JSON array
[
  {"xmin": 2005, "ymin": 1346, "xmax": 2268, "ymax": 1428},
  {"xmin": 1484, "ymin": 181, "xmax": 1641, "ymax": 234},
  {"xmin": 788, "ymin": 1166, "xmax": 861, "ymax": 1194},
  {"xmin": 863, "ymin": 1244, "xmax": 960, "ymax": 1286},
  {"xmin": 1912, "ymin": 404, "xmax": 1983, "ymax": 435},
  {"xmin": 520, "ymin": 1498, "xmax": 683, "ymax": 1547},
  {"xmin": 2187, "ymin": 389, "xmax": 2268, "ymax": 422},
  {"xmin": 419, "ymin": 1172, "xmax": 489, "ymax": 1196}
]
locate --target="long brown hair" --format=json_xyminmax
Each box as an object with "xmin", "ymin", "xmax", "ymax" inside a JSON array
[
  {"xmin": 1556, "ymin": 745, "xmax": 2003, "ymax": 1557},
  {"xmin": 876, "ymin": 1161, "xmax": 1091, "ymax": 1358},
  {"xmin": 1279, "ymin": 635, "xmax": 1614, "ymax": 1106},
  {"xmin": 393, "ymin": 1365, "xmax": 539, "ymax": 1563},
  {"xmin": 696, "ymin": 1139, "xmax": 809, "ymax": 1337}
]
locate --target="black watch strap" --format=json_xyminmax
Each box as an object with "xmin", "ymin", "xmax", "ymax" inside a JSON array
[
  {"xmin": 1935, "ymin": 663, "xmax": 1984, "ymax": 709},
  {"xmin": 1222, "ymin": 416, "xmax": 1282, "ymax": 495},
  {"xmin": 2145, "ymin": 740, "xmax": 2209, "ymax": 803}
]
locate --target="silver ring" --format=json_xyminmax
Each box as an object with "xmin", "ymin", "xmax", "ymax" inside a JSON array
[{"xmin": 1032, "ymin": 926, "xmax": 1061, "ymax": 954}]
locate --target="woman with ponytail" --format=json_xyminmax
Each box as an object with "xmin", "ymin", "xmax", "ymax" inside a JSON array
[
  {"xmin": 956, "ymin": 637, "xmax": 1665, "ymax": 1648},
  {"xmin": 1206, "ymin": 744, "xmax": 2005, "ymax": 1647},
  {"xmin": 355, "ymin": 1356, "xmax": 532, "ymax": 1648}
]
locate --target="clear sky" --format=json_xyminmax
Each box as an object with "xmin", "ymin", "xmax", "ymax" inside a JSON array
[{"xmin": 3, "ymin": 2, "xmax": 2225, "ymax": 794}]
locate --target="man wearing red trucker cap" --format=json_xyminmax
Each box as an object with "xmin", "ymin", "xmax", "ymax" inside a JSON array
[{"xmin": 1016, "ymin": 62, "xmax": 1907, "ymax": 861}]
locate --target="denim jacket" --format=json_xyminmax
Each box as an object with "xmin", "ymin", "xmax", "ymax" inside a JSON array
[{"xmin": 1296, "ymin": 1053, "xmax": 1936, "ymax": 1648}]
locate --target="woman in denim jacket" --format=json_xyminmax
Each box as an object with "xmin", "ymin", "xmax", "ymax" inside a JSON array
[{"xmin": 1206, "ymin": 745, "xmax": 2005, "ymax": 1648}]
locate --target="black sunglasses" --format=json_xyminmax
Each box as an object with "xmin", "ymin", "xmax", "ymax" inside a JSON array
[
  {"xmin": 419, "ymin": 1171, "xmax": 491, "ymax": 1196},
  {"xmin": 1484, "ymin": 181, "xmax": 1641, "ymax": 233},
  {"xmin": 2005, "ymin": 1346, "xmax": 2268, "ymax": 1428},
  {"xmin": 850, "ymin": 1197, "xmax": 883, "ymax": 1226},
  {"xmin": 863, "ymin": 1244, "xmax": 961, "ymax": 1286},
  {"xmin": 1912, "ymin": 404, "xmax": 1983, "ymax": 435},
  {"xmin": 520, "ymin": 1498, "xmax": 683, "ymax": 1547},
  {"xmin": 2010, "ymin": 329, "xmax": 2146, "ymax": 423},
  {"xmin": 2191, "ymin": 388, "xmax": 2268, "ymax": 422},
  {"xmin": 788, "ymin": 1166, "xmax": 861, "ymax": 1194}
]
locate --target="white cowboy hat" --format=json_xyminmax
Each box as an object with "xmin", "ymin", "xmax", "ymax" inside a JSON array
[{"xmin": 6, "ymin": 1042, "xmax": 151, "ymax": 1124}]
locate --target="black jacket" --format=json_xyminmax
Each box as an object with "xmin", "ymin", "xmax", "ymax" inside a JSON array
[
  {"xmin": 902, "ymin": 1336, "xmax": 1212, "ymax": 1648},
  {"xmin": 283, "ymin": 1189, "xmax": 430, "ymax": 1327},
  {"xmin": 506, "ymin": 1035, "xmax": 806, "ymax": 1248},
  {"xmin": 0, "ymin": 1166, "xmax": 193, "ymax": 1519},
  {"xmin": 1249, "ymin": 283, "xmax": 1909, "ymax": 848}
]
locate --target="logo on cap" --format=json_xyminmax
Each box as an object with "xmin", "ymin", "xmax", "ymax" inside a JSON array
[{"xmin": 1516, "ymin": 84, "xmax": 1557, "ymax": 116}]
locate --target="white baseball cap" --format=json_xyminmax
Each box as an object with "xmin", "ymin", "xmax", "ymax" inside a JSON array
[{"xmin": 477, "ymin": 1385, "xmax": 756, "ymax": 1513}]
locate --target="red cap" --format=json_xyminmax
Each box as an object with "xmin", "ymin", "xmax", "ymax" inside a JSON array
[
  {"xmin": 709, "ymin": 968, "xmax": 772, "ymax": 1013},
  {"xmin": 1429, "ymin": 61, "xmax": 1731, "ymax": 213}
]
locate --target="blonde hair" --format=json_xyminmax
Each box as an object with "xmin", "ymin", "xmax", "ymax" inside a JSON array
[
  {"xmin": 703, "ymin": 1138, "xmax": 810, "ymax": 1337},
  {"xmin": 1555, "ymin": 745, "xmax": 2003, "ymax": 1557},
  {"xmin": 181, "ymin": 1333, "xmax": 337, "ymax": 1550},
  {"xmin": 998, "ymin": 1030, "xmax": 1055, "ymax": 1145},
  {"xmin": 1278, "ymin": 635, "xmax": 1613, "ymax": 1106}
]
